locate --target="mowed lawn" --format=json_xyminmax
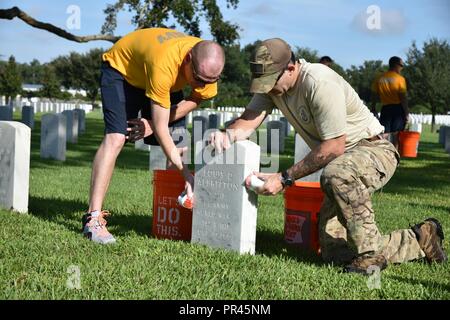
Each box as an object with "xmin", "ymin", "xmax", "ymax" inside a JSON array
[{"xmin": 1, "ymin": 110, "xmax": 449, "ymax": 300}]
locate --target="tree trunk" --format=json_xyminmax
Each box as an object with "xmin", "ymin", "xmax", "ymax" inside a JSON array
[
  {"xmin": 431, "ymin": 103, "xmax": 436, "ymax": 132},
  {"xmin": 88, "ymin": 91, "xmax": 97, "ymax": 108}
]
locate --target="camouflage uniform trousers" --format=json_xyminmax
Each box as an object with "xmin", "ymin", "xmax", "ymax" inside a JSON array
[{"xmin": 318, "ymin": 137, "xmax": 425, "ymax": 264}]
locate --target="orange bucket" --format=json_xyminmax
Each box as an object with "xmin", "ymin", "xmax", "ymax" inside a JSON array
[
  {"xmin": 398, "ymin": 131, "xmax": 420, "ymax": 158},
  {"xmin": 152, "ymin": 170, "xmax": 193, "ymax": 241},
  {"xmin": 284, "ymin": 181, "xmax": 324, "ymax": 253}
]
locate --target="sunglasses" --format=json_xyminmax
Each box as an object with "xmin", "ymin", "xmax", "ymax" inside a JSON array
[{"xmin": 191, "ymin": 60, "xmax": 220, "ymax": 85}]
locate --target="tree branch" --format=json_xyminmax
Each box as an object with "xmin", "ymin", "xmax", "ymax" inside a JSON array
[{"xmin": 0, "ymin": 6, "xmax": 121, "ymax": 43}]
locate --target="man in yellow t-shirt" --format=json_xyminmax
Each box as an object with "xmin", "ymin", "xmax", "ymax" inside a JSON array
[
  {"xmin": 371, "ymin": 56, "xmax": 409, "ymax": 149},
  {"xmin": 82, "ymin": 28, "xmax": 225, "ymax": 244},
  {"xmin": 210, "ymin": 39, "xmax": 446, "ymax": 273}
]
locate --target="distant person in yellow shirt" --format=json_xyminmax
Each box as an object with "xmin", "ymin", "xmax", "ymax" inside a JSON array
[
  {"xmin": 82, "ymin": 28, "xmax": 225, "ymax": 244},
  {"xmin": 371, "ymin": 56, "xmax": 409, "ymax": 149}
]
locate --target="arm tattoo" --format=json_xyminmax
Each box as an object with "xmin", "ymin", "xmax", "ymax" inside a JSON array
[{"xmin": 287, "ymin": 148, "xmax": 339, "ymax": 180}]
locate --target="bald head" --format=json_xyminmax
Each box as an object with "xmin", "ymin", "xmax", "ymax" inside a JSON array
[{"xmin": 191, "ymin": 40, "xmax": 225, "ymax": 80}]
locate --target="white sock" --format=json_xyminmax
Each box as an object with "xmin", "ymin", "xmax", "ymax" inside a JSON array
[{"xmin": 89, "ymin": 210, "xmax": 100, "ymax": 218}]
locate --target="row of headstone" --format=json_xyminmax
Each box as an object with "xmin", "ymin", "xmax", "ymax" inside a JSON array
[
  {"xmin": 1, "ymin": 105, "xmax": 35, "ymax": 129},
  {"xmin": 0, "ymin": 108, "xmax": 87, "ymax": 214},
  {"xmin": 0, "ymin": 121, "xmax": 31, "ymax": 213},
  {"xmin": 1, "ymin": 98, "xmax": 93, "ymax": 115},
  {"xmin": 216, "ymin": 106, "xmax": 246, "ymax": 113},
  {"xmin": 409, "ymin": 114, "xmax": 450, "ymax": 126},
  {"xmin": 0, "ymin": 96, "xmax": 21, "ymax": 108},
  {"xmin": 0, "ymin": 105, "xmax": 86, "ymax": 132},
  {"xmin": 0, "ymin": 106, "xmax": 85, "ymax": 161},
  {"xmin": 202, "ymin": 110, "xmax": 450, "ymax": 127},
  {"xmin": 147, "ymin": 116, "xmax": 294, "ymax": 168},
  {"xmin": 40, "ymin": 109, "xmax": 87, "ymax": 161},
  {"xmin": 187, "ymin": 111, "xmax": 241, "ymax": 128},
  {"xmin": 216, "ymin": 106, "xmax": 283, "ymax": 116},
  {"xmin": 184, "ymin": 108, "xmax": 294, "ymax": 134}
]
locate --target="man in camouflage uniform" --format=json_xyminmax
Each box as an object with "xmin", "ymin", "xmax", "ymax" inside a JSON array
[{"xmin": 210, "ymin": 38, "xmax": 447, "ymax": 273}]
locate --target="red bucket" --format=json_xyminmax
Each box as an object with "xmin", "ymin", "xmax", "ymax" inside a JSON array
[
  {"xmin": 152, "ymin": 170, "xmax": 193, "ymax": 241},
  {"xmin": 284, "ymin": 181, "xmax": 324, "ymax": 253},
  {"xmin": 399, "ymin": 131, "xmax": 420, "ymax": 158}
]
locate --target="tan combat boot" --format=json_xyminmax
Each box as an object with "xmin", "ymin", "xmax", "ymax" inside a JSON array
[
  {"xmin": 344, "ymin": 253, "xmax": 388, "ymax": 274},
  {"xmin": 412, "ymin": 218, "xmax": 447, "ymax": 263}
]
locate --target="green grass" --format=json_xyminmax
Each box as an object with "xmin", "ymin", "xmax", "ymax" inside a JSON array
[{"xmin": 1, "ymin": 110, "xmax": 449, "ymax": 299}]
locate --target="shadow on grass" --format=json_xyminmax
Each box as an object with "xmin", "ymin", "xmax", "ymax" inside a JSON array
[
  {"xmin": 28, "ymin": 195, "xmax": 328, "ymax": 266},
  {"xmin": 386, "ymin": 274, "xmax": 450, "ymax": 293},
  {"xmin": 372, "ymin": 140, "xmax": 450, "ymax": 198},
  {"xmin": 29, "ymin": 117, "xmax": 150, "ymax": 171},
  {"xmin": 28, "ymin": 196, "xmax": 152, "ymax": 237},
  {"xmin": 255, "ymin": 229, "xmax": 326, "ymax": 266}
]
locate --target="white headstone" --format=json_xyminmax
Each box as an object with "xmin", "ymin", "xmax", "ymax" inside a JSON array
[
  {"xmin": 149, "ymin": 145, "xmax": 168, "ymax": 170},
  {"xmin": 191, "ymin": 140, "xmax": 260, "ymax": 255},
  {"xmin": 295, "ymin": 134, "xmax": 322, "ymax": 182},
  {"xmin": 0, "ymin": 121, "xmax": 31, "ymax": 213},
  {"xmin": 266, "ymin": 120, "xmax": 285, "ymax": 153},
  {"xmin": 73, "ymin": 109, "xmax": 86, "ymax": 134},
  {"xmin": 217, "ymin": 112, "xmax": 224, "ymax": 128},
  {"xmin": 149, "ymin": 127, "xmax": 190, "ymax": 170},
  {"xmin": 40, "ymin": 114, "xmax": 66, "ymax": 161},
  {"xmin": 135, "ymin": 139, "xmax": 151, "ymax": 151},
  {"xmin": 62, "ymin": 110, "xmax": 79, "ymax": 143}
]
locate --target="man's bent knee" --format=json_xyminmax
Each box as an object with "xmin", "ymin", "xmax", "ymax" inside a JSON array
[{"xmin": 103, "ymin": 133, "xmax": 126, "ymax": 150}]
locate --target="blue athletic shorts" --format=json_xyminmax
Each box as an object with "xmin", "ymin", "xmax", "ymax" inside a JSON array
[
  {"xmin": 100, "ymin": 61, "xmax": 185, "ymax": 145},
  {"xmin": 379, "ymin": 104, "xmax": 406, "ymax": 133}
]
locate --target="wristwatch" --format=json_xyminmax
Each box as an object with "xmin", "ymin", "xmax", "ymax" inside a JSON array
[{"xmin": 280, "ymin": 170, "xmax": 294, "ymax": 188}]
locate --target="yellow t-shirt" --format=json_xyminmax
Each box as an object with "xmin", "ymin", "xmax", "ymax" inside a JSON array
[
  {"xmin": 102, "ymin": 28, "xmax": 217, "ymax": 108},
  {"xmin": 371, "ymin": 71, "xmax": 407, "ymax": 105},
  {"xmin": 247, "ymin": 60, "xmax": 384, "ymax": 150}
]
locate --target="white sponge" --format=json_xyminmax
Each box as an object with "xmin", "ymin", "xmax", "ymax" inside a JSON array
[{"xmin": 248, "ymin": 174, "xmax": 265, "ymax": 192}]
